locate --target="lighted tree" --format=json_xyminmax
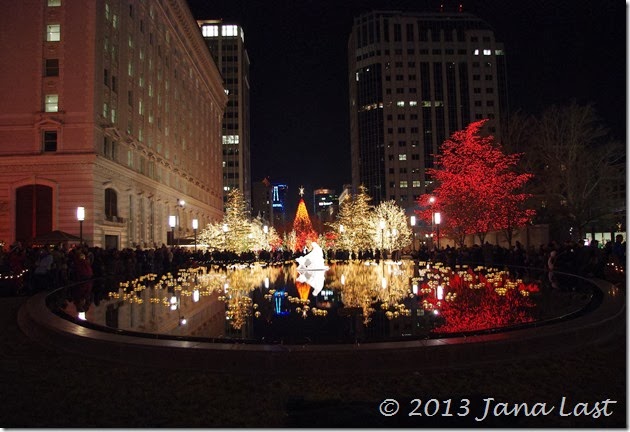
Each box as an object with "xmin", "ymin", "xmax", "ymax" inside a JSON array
[
  {"xmin": 416, "ymin": 120, "xmax": 535, "ymax": 247},
  {"xmin": 198, "ymin": 188, "xmax": 255, "ymax": 253},
  {"xmin": 249, "ymin": 216, "xmax": 282, "ymax": 251},
  {"xmin": 329, "ymin": 184, "xmax": 374, "ymax": 253},
  {"xmin": 292, "ymin": 198, "xmax": 318, "ymax": 252},
  {"xmin": 370, "ymin": 200, "xmax": 413, "ymax": 252}
]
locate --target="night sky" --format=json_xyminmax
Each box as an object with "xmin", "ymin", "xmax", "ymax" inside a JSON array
[{"xmin": 186, "ymin": 0, "xmax": 626, "ymax": 215}]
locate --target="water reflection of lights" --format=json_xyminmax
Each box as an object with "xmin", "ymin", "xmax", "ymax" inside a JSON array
[{"xmin": 63, "ymin": 260, "xmax": 601, "ymax": 342}]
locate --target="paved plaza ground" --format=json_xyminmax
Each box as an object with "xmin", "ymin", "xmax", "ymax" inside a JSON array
[{"xmin": 1, "ymin": 283, "xmax": 626, "ymax": 428}]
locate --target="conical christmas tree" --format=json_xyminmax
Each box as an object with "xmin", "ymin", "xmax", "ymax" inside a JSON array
[{"xmin": 292, "ymin": 198, "xmax": 318, "ymax": 253}]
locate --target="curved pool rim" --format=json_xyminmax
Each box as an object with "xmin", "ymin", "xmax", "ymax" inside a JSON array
[{"xmin": 17, "ymin": 269, "xmax": 625, "ymax": 372}]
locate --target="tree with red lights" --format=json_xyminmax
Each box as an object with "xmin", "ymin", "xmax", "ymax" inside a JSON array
[
  {"xmin": 416, "ymin": 120, "xmax": 535, "ymax": 247},
  {"xmin": 292, "ymin": 198, "xmax": 318, "ymax": 253}
]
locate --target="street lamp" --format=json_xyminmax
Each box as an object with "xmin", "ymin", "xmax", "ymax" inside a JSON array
[
  {"xmin": 379, "ymin": 219, "xmax": 386, "ymax": 258},
  {"xmin": 434, "ymin": 212, "xmax": 442, "ymax": 250},
  {"xmin": 176, "ymin": 200, "xmax": 185, "ymax": 247},
  {"xmin": 410, "ymin": 216, "xmax": 416, "ymax": 253},
  {"xmin": 263, "ymin": 225, "xmax": 269, "ymax": 252},
  {"xmin": 76, "ymin": 206, "xmax": 85, "ymax": 245},
  {"xmin": 169, "ymin": 215, "xmax": 176, "ymax": 247},
  {"xmin": 192, "ymin": 219, "xmax": 198, "ymax": 252}
]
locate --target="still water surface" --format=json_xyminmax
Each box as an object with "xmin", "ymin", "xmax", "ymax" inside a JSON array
[{"xmin": 54, "ymin": 260, "xmax": 594, "ymax": 344}]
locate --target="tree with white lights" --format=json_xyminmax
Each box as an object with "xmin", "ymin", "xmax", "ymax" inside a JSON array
[{"xmin": 370, "ymin": 200, "xmax": 412, "ymax": 253}]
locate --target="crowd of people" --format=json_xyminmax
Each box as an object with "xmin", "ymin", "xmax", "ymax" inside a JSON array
[{"xmin": 0, "ymin": 234, "xmax": 625, "ymax": 296}]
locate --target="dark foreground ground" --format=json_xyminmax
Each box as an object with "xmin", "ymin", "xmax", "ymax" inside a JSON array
[{"xmin": 1, "ymin": 292, "xmax": 626, "ymax": 428}]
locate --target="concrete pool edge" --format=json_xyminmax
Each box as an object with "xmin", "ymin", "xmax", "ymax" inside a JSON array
[{"xmin": 17, "ymin": 278, "xmax": 625, "ymax": 373}]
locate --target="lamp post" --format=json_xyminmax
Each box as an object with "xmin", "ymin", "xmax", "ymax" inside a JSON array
[
  {"xmin": 76, "ymin": 206, "xmax": 85, "ymax": 245},
  {"xmin": 379, "ymin": 219, "xmax": 386, "ymax": 259},
  {"xmin": 428, "ymin": 196, "xmax": 436, "ymax": 249},
  {"xmin": 410, "ymin": 215, "xmax": 416, "ymax": 253},
  {"xmin": 169, "ymin": 215, "xmax": 176, "ymax": 247},
  {"xmin": 192, "ymin": 219, "xmax": 198, "ymax": 252},
  {"xmin": 434, "ymin": 212, "xmax": 441, "ymax": 250},
  {"xmin": 176, "ymin": 200, "xmax": 185, "ymax": 247},
  {"xmin": 263, "ymin": 225, "xmax": 269, "ymax": 252}
]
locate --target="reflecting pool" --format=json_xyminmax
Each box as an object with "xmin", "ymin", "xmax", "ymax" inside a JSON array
[{"xmin": 51, "ymin": 260, "xmax": 596, "ymax": 344}]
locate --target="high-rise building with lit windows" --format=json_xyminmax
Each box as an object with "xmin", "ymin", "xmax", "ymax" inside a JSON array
[
  {"xmin": 348, "ymin": 10, "xmax": 507, "ymax": 209},
  {"xmin": 0, "ymin": 0, "xmax": 227, "ymax": 248},
  {"xmin": 198, "ymin": 20, "xmax": 251, "ymax": 211}
]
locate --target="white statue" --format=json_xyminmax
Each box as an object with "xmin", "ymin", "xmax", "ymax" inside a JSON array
[{"xmin": 295, "ymin": 242, "xmax": 329, "ymax": 271}]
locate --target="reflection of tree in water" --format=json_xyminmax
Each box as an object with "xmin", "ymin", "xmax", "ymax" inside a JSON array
[
  {"xmin": 327, "ymin": 262, "xmax": 415, "ymax": 324},
  {"xmin": 222, "ymin": 265, "xmax": 285, "ymax": 330}
]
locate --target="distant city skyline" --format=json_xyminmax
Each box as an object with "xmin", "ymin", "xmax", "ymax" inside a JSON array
[{"xmin": 186, "ymin": 0, "xmax": 625, "ymax": 215}]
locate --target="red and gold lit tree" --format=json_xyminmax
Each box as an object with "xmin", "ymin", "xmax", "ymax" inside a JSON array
[
  {"xmin": 416, "ymin": 120, "xmax": 535, "ymax": 247},
  {"xmin": 292, "ymin": 198, "xmax": 318, "ymax": 252}
]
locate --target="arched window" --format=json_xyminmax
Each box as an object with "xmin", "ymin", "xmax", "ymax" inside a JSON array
[{"xmin": 105, "ymin": 188, "xmax": 118, "ymax": 221}]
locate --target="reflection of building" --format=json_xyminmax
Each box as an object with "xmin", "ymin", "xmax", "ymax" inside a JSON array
[
  {"xmin": 198, "ymin": 20, "xmax": 251, "ymax": 211},
  {"xmin": 313, "ymin": 188, "xmax": 339, "ymax": 223},
  {"xmin": 349, "ymin": 9, "xmax": 507, "ymax": 209},
  {"xmin": 0, "ymin": 0, "xmax": 226, "ymax": 248}
]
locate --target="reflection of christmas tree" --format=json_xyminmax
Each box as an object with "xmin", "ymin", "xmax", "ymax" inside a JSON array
[{"xmin": 292, "ymin": 198, "xmax": 318, "ymax": 252}]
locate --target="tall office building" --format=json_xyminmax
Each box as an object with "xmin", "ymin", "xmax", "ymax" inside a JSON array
[
  {"xmin": 348, "ymin": 10, "xmax": 507, "ymax": 209},
  {"xmin": 313, "ymin": 188, "xmax": 339, "ymax": 224},
  {"xmin": 0, "ymin": 0, "xmax": 227, "ymax": 248},
  {"xmin": 271, "ymin": 183, "xmax": 289, "ymax": 230},
  {"xmin": 198, "ymin": 20, "xmax": 251, "ymax": 211}
]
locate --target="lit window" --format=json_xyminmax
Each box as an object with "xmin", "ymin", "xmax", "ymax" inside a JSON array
[
  {"xmin": 103, "ymin": 102, "xmax": 108, "ymax": 118},
  {"xmin": 222, "ymin": 25, "xmax": 237, "ymax": 37},
  {"xmin": 398, "ymin": 154, "xmax": 407, "ymax": 161},
  {"xmin": 396, "ymin": 101, "xmax": 405, "ymax": 107},
  {"xmin": 400, "ymin": 181, "xmax": 408, "ymax": 188},
  {"xmin": 48, "ymin": 0, "xmax": 61, "ymax": 6},
  {"xmin": 45, "ymin": 94, "xmax": 58, "ymax": 112},
  {"xmin": 111, "ymin": 108, "xmax": 116, "ymax": 123},
  {"xmin": 46, "ymin": 24, "xmax": 61, "ymax": 42},
  {"xmin": 409, "ymin": 101, "xmax": 417, "ymax": 106},
  {"xmin": 483, "ymin": 49, "xmax": 492, "ymax": 56},
  {"xmin": 202, "ymin": 25, "xmax": 219, "ymax": 37},
  {"xmin": 473, "ymin": 49, "xmax": 479, "ymax": 56},
  {"xmin": 413, "ymin": 180, "xmax": 421, "ymax": 188}
]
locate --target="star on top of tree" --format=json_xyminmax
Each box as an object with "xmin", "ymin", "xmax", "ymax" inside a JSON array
[{"xmin": 299, "ymin": 186, "xmax": 305, "ymax": 197}]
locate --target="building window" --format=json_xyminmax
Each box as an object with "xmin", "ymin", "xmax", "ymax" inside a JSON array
[
  {"xmin": 43, "ymin": 131, "xmax": 57, "ymax": 152},
  {"xmin": 105, "ymin": 188, "xmax": 118, "ymax": 220},
  {"xmin": 48, "ymin": 0, "xmax": 61, "ymax": 6},
  {"xmin": 45, "ymin": 94, "xmax": 58, "ymax": 112},
  {"xmin": 413, "ymin": 180, "xmax": 421, "ymax": 188},
  {"xmin": 400, "ymin": 181, "xmax": 408, "ymax": 188},
  {"xmin": 398, "ymin": 154, "xmax": 407, "ymax": 161},
  {"xmin": 44, "ymin": 59, "xmax": 59, "ymax": 76},
  {"xmin": 46, "ymin": 24, "xmax": 61, "ymax": 42}
]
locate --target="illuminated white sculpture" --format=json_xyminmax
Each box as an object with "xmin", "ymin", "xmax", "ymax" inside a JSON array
[{"xmin": 295, "ymin": 242, "xmax": 329, "ymax": 271}]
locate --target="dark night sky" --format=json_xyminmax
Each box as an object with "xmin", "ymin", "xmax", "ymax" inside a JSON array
[{"xmin": 186, "ymin": 0, "xmax": 626, "ymax": 215}]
